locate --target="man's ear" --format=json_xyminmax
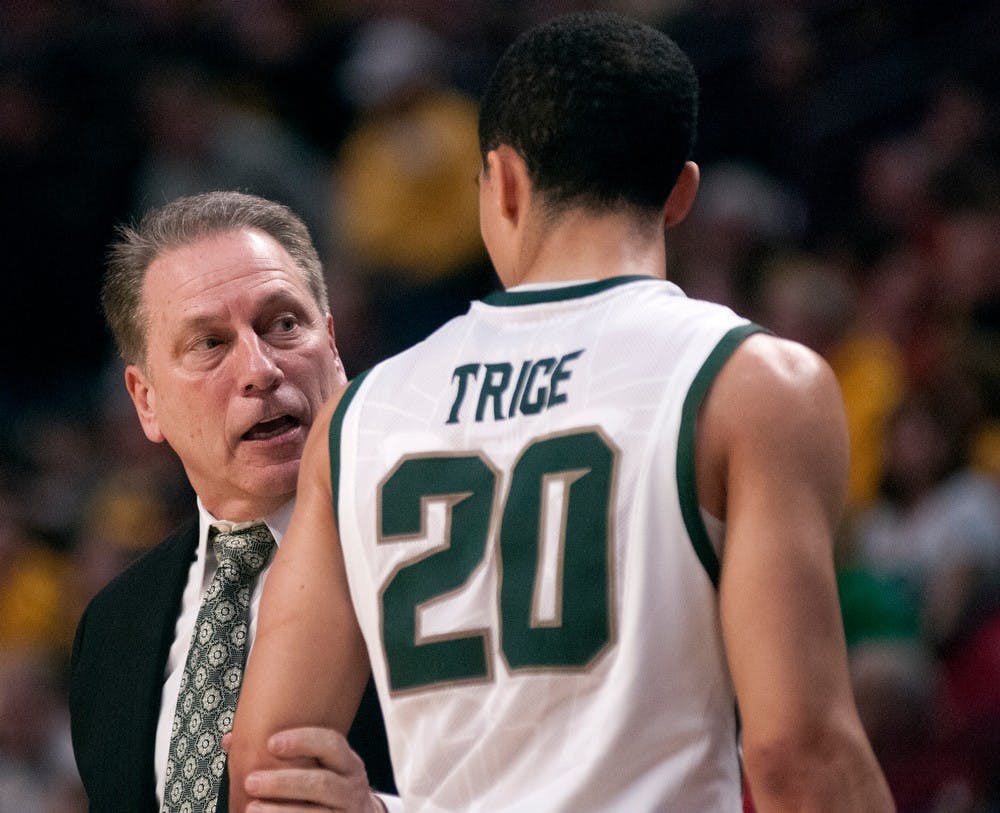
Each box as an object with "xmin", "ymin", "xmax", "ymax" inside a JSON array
[
  {"xmin": 325, "ymin": 313, "xmax": 347, "ymax": 385},
  {"xmin": 124, "ymin": 364, "xmax": 165, "ymax": 443},
  {"xmin": 663, "ymin": 161, "xmax": 700, "ymax": 228}
]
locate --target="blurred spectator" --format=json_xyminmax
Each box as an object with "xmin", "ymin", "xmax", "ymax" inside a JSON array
[
  {"xmin": 334, "ymin": 16, "xmax": 483, "ymax": 278},
  {"xmin": 212, "ymin": 1, "xmax": 361, "ymax": 154},
  {"xmin": 847, "ymin": 639, "xmax": 988, "ymax": 813},
  {"xmin": 828, "ymin": 255, "xmax": 913, "ymax": 511},
  {"xmin": 0, "ymin": 649, "xmax": 85, "ymax": 813},
  {"xmin": 331, "ymin": 15, "xmax": 492, "ymax": 359},
  {"xmin": 0, "ymin": 496, "xmax": 66, "ymax": 654},
  {"xmin": 917, "ymin": 560, "xmax": 1000, "ymax": 811},
  {"xmin": 670, "ymin": 161, "xmax": 807, "ymax": 308},
  {"xmin": 852, "ymin": 389, "xmax": 1000, "ymax": 598},
  {"xmin": 0, "ymin": 1, "xmax": 146, "ymax": 403},
  {"xmin": 61, "ymin": 473, "xmax": 177, "ymax": 649},
  {"xmin": 752, "ymin": 251, "xmax": 855, "ymax": 355},
  {"xmin": 132, "ymin": 58, "xmax": 332, "ymax": 256}
]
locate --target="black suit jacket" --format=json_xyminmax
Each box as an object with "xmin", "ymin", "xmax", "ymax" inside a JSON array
[{"xmin": 70, "ymin": 517, "xmax": 394, "ymax": 812}]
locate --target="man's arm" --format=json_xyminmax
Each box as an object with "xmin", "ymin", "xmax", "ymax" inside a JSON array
[
  {"xmin": 228, "ymin": 389, "xmax": 375, "ymax": 812},
  {"xmin": 700, "ymin": 334, "xmax": 894, "ymax": 811}
]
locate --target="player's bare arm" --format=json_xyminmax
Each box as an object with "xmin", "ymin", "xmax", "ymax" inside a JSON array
[
  {"xmin": 700, "ymin": 333, "xmax": 895, "ymax": 811},
  {"xmin": 228, "ymin": 385, "xmax": 375, "ymax": 812}
]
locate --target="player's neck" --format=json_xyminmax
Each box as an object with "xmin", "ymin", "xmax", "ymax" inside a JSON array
[{"xmin": 507, "ymin": 208, "xmax": 667, "ymax": 288}]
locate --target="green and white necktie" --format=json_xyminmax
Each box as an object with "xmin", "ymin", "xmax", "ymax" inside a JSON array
[{"xmin": 161, "ymin": 522, "xmax": 275, "ymax": 813}]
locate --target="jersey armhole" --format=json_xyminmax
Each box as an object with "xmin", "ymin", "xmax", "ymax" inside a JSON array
[{"xmin": 676, "ymin": 323, "xmax": 768, "ymax": 587}]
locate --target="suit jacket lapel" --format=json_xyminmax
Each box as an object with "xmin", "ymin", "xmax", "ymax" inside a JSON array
[
  {"xmin": 71, "ymin": 518, "xmax": 199, "ymax": 811},
  {"xmin": 126, "ymin": 520, "xmax": 200, "ymax": 795}
]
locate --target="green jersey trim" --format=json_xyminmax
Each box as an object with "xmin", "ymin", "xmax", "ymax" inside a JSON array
[
  {"xmin": 482, "ymin": 275, "xmax": 656, "ymax": 307},
  {"xmin": 329, "ymin": 370, "xmax": 371, "ymax": 534},
  {"xmin": 676, "ymin": 323, "xmax": 767, "ymax": 588}
]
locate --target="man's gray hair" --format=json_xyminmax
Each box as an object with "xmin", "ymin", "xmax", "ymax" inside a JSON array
[{"xmin": 103, "ymin": 191, "xmax": 329, "ymax": 367}]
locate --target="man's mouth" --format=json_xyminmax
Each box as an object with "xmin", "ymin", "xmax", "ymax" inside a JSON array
[{"xmin": 241, "ymin": 415, "xmax": 300, "ymax": 441}]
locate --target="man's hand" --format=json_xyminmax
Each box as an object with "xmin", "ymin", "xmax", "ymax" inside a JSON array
[{"xmin": 225, "ymin": 727, "xmax": 385, "ymax": 812}]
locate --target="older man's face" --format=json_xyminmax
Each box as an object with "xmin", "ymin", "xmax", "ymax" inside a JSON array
[{"xmin": 125, "ymin": 228, "xmax": 345, "ymax": 520}]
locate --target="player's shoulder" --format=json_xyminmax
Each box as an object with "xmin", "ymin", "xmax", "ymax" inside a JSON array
[
  {"xmin": 698, "ymin": 334, "xmax": 849, "ymax": 514},
  {"xmin": 730, "ymin": 333, "xmax": 837, "ymax": 390},
  {"xmin": 706, "ymin": 333, "xmax": 845, "ymax": 443}
]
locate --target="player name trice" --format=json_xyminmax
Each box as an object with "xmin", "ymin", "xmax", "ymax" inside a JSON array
[{"xmin": 446, "ymin": 349, "xmax": 585, "ymax": 424}]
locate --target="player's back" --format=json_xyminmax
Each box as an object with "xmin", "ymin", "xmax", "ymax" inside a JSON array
[{"xmin": 330, "ymin": 276, "xmax": 761, "ymax": 811}]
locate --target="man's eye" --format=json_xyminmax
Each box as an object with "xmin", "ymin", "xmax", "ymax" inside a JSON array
[
  {"xmin": 196, "ymin": 336, "xmax": 222, "ymax": 351},
  {"xmin": 274, "ymin": 316, "xmax": 297, "ymax": 332}
]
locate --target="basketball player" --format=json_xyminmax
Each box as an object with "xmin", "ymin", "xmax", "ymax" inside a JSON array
[{"xmin": 229, "ymin": 12, "xmax": 894, "ymax": 811}]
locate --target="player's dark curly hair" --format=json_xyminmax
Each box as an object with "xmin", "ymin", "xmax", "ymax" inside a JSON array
[{"xmin": 478, "ymin": 11, "xmax": 699, "ymax": 216}]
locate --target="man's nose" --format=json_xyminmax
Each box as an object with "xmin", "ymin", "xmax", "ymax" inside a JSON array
[{"xmin": 236, "ymin": 332, "xmax": 283, "ymax": 393}]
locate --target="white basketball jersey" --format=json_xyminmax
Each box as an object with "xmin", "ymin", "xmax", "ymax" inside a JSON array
[{"xmin": 330, "ymin": 276, "xmax": 762, "ymax": 811}]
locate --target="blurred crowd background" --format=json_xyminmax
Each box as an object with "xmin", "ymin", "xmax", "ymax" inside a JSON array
[{"xmin": 1, "ymin": 1, "xmax": 998, "ymax": 810}]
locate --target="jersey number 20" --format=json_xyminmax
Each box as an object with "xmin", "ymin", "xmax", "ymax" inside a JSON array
[{"xmin": 378, "ymin": 429, "xmax": 616, "ymax": 693}]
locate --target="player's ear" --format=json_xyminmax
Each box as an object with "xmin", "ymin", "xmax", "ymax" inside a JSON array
[
  {"xmin": 125, "ymin": 364, "xmax": 166, "ymax": 443},
  {"xmin": 663, "ymin": 161, "xmax": 700, "ymax": 228},
  {"xmin": 486, "ymin": 145, "xmax": 530, "ymax": 227}
]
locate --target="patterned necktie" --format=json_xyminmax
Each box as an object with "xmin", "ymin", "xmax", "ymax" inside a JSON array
[{"xmin": 161, "ymin": 522, "xmax": 275, "ymax": 813}]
